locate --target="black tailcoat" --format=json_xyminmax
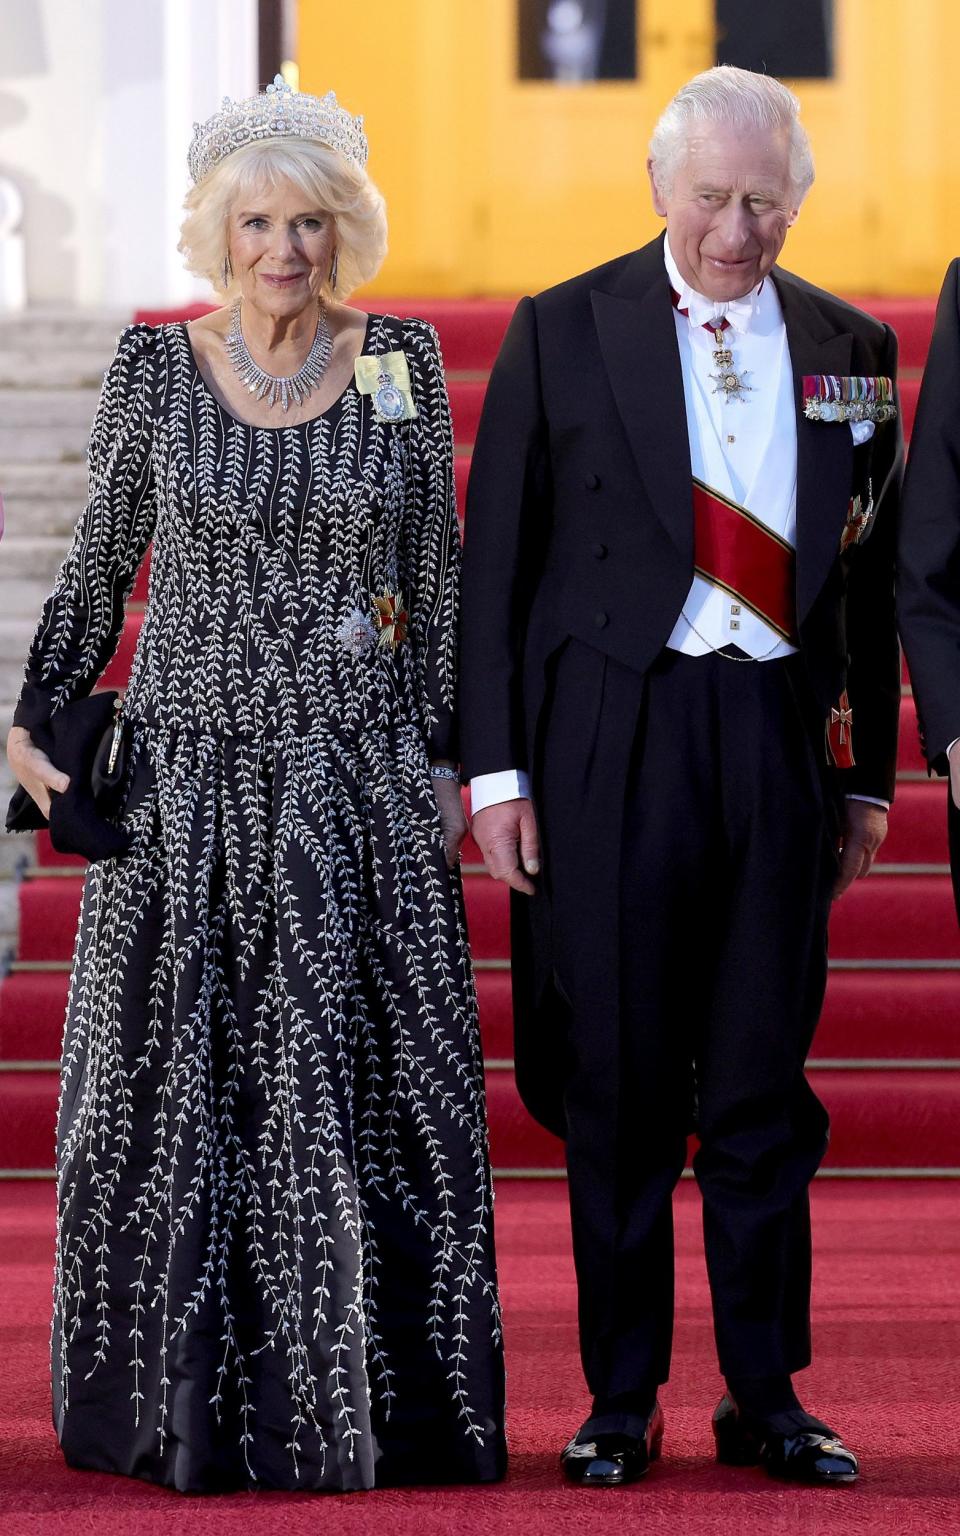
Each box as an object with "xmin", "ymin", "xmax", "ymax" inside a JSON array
[
  {"xmin": 460, "ymin": 235, "xmax": 902, "ymax": 1137},
  {"xmin": 897, "ymin": 258, "xmax": 960, "ymax": 916}
]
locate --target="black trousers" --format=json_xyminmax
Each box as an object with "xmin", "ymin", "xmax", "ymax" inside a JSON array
[{"xmin": 539, "ymin": 641, "xmax": 838, "ymax": 1398}]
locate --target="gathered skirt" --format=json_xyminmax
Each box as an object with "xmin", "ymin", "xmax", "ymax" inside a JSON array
[{"xmin": 53, "ymin": 717, "xmax": 506, "ymax": 1492}]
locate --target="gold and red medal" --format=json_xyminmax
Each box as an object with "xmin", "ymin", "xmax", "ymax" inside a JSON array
[{"xmin": 373, "ymin": 591, "xmax": 409, "ymax": 651}]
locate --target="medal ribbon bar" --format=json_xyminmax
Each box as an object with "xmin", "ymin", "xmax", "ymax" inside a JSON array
[{"xmin": 802, "ymin": 374, "xmax": 896, "ymax": 423}]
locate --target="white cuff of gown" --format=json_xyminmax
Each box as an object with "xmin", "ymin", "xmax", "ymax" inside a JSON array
[
  {"xmin": 469, "ymin": 769, "xmax": 533, "ymax": 815},
  {"xmin": 846, "ymin": 794, "xmax": 890, "ymax": 810}
]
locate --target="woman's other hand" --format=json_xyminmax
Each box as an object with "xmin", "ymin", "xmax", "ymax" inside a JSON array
[
  {"xmin": 6, "ymin": 726, "xmax": 70, "ymax": 818},
  {"xmin": 431, "ymin": 770, "xmax": 467, "ymax": 871}
]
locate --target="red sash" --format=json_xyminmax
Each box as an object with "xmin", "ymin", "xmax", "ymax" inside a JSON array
[{"xmin": 692, "ymin": 477, "xmax": 798, "ymax": 643}]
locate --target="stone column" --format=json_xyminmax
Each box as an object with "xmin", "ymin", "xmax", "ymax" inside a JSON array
[{"xmin": 0, "ymin": 0, "xmax": 257, "ymax": 309}]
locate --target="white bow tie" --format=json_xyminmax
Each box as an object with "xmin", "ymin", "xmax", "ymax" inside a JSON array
[{"xmin": 679, "ymin": 284, "xmax": 761, "ymax": 335}]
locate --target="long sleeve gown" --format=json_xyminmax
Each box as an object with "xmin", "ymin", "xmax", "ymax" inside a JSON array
[{"xmin": 10, "ymin": 315, "xmax": 506, "ymax": 1493}]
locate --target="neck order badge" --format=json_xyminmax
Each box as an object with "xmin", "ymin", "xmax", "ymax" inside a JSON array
[
  {"xmin": 671, "ymin": 289, "xmax": 754, "ymax": 403},
  {"xmin": 709, "ymin": 320, "xmax": 753, "ymax": 404}
]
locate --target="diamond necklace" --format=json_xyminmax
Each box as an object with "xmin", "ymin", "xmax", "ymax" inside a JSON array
[{"xmin": 224, "ymin": 301, "xmax": 333, "ymax": 412}]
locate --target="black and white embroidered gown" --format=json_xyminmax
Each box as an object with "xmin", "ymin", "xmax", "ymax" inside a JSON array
[{"xmin": 12, "ymin": 317, "xmax": 506, "ymax": 1493}]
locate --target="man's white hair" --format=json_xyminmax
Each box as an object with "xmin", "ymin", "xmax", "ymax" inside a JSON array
[{"xmin": 649, "ymin": 65, "xmax": 815, "ymax": 204}]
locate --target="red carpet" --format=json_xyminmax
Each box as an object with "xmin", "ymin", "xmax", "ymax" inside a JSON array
[
  {"xmin": 2, "ymin": 293, "xmax": 959, "ymax": 1177},
  {"xmin": 2, "ymin": 296, "xmax": 959, "ymax": 1531},
  {"xmin": 2, "ymin": 1179, "xmax": 959, "ymax": 1533}
]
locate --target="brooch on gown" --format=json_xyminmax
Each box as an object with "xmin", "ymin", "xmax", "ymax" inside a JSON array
[
  {"xmin": 336, "ymin": 608, "xmax": 379, "ymax": 658},
  {"xmin": 373, "ymin": 590, "xmax": 408, "ymax": 650},
  {"xmin": 336, "ymin": 591, "xmax": 409, "ymax": 658},
  {"xmin": 355, "ymin": 351, "xmax": 418, "ymax": 423}
]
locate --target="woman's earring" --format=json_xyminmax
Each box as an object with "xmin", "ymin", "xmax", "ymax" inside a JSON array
[
  {"xmin": 221, "ymin": 254, "xmax": 232, "ymax": 290},
  {"xmin": 329, "ymin": 249, "xmax": 339, "ymax": 293}
]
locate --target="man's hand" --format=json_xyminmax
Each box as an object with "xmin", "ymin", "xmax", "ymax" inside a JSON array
[
  {"xmin": 471, "ymin": 798, "xmax": 541, "ymax": 896},
  {"xmin": 949, "ymin": 740, "xmax": 960, "ymax": 810},
  {"xmin": 834, "ymin": 800, "xmax": 888, "ymax": 899},
  {"xmin": 5, "ymin": 725, "xmax": 69, "ymax": 819}
]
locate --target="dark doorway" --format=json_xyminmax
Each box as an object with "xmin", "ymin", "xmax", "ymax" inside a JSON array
[
  {"xmin": 517, "ymin": 0, "xmax": 638, "ymax": 82},
  {"xmin": 715, "ymin": 0, "xmax": 834, "ymax": 79}
]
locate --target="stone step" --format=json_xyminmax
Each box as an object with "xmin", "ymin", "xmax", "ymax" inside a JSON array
[
  {"xmin": 0, "ymin": 353, "xmax": 115, "ymax": 391},
  {"xmin": 2, "ymin": 582, "xmax": 54, "ymax": 619},
  {"xmin": 0, "ymin": 675, "xmax": 28, "ymax": 718},
  {"xmin": 0, "ymin": 835, "xmax": 28, "ymax": 878},
  {"xmin": 0, "ymin": 619, "xmax": 36, "ymax": 665},
  {"xmin": 1, "ymin": 707, "xmax": 28, "ymax": 753},
  {"xmin": 0, "ymin": 389, "xmax": 99, "ymax": 428},
  {"xmin": 0, "ymin": 746, "xmax": 18, "ymax": 789},
  {"xmin": 0, "ymin": 876, "xmax": 19, "ymax": 950},
  {"xmin": 0, "ymin": 498, "xmax": 81, "ymax": 541},
  {"xmin": 0, "ymin": 463, "xmax": 86, "ymax": 501},
  {"xmin": 0, "ymin": 425, "xmax": 89, "ymax": 461},
  {"xmin": 0, "ymin": 312, "xmax": 126, "ymax": 351},
  {"xmin": 0, "ymin": 537, "xmax": 68, "ymax": 584}
]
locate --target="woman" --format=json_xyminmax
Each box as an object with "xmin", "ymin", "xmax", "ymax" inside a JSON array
[{"xmin": 5, "ymin": 78, "xmax": 506, "ymax": 1493}]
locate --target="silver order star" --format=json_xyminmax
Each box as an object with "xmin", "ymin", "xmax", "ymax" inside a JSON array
[{"xmin": 336, "ymin": 608, "xmax": 378, "ymax": 659}]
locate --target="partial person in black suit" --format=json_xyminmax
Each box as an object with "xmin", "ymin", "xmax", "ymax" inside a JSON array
[
  {"xmin": 897, "ymin": 259, "xmax": 960, "ymax": 917},
  {"xmin": 460, "ymin": 66, "xmax": 902, "ymax": 1488}
]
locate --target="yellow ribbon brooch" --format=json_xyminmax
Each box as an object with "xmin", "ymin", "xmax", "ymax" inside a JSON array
[{"xmin": 355, "ymin": 351, "xmax": 418, "ymax": 423}]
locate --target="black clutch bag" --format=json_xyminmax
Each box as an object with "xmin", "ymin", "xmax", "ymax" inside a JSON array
[{"xmin": 5, "ymin": 691, "xmax": 133, "ymax": 863}]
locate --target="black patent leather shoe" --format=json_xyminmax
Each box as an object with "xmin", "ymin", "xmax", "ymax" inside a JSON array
[
  {"xmin": 713, "ymin": 1395, "xmax": 859, "ymax": 1485},
  {"xmin": 561, "ymin": 1401, "xmax": 665, "ymax": 1487}
]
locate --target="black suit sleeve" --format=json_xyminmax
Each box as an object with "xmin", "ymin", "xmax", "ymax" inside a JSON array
[
  {"xmin": 459, "ymin": 297, "xmax": 551, "ymax": 781},
  {"xmin": 897, "ymin": 257, "xmax": 960, "ymax": 770},
  {"xmin": 844, "ymin": 321, "xmax": 903, "ymax": 802}
]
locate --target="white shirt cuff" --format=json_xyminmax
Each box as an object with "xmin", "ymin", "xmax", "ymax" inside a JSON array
[
  {"xmin": 469, "ymin": 769, "xmax": 532, "ymax": 815},
  {"xmin": 947, "ymin": 737, "xmax": 960, "ymax": 757},
  {"xmin": 471, "ymin": 777, "xmax": 887, "ymax": 814}
]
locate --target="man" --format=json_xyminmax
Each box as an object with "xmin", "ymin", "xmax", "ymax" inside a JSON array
[
  {"xmin": 897, "ymin": 259, "xmax": 960, "ymax": 918},
  {"xmin": 460, "ymin": 66, "xmax": 901, "ymax": 1488}
]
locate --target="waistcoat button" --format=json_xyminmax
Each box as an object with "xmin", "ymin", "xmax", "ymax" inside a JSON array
[
  {"xmin": 585, "ymin": 473, "xmax": 600, "ymax": 490},
  {"xmin": 592, "ymin": 542, "xmax": 608, "ymax": 559},
  {"xmin": 593, "ymin": 611, "xmax": 609, "ymax": 629}
]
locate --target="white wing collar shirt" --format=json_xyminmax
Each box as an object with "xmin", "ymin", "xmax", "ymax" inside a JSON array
[
  {"xmin": 469, "ymin": 237, "xmax": 886, "ymax": 813},
  {"xmin": 662, "ymin": 233, "xmax": 798, "ymax": 660}
]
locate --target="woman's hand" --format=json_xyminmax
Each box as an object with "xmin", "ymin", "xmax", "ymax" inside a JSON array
[
  {"xmin": 431, "ymin": 770, "xmax": 467, "ymax": 871},
  {"xmin": 6, "ymin": 726, "xmax": 70, "ymax": 818}
]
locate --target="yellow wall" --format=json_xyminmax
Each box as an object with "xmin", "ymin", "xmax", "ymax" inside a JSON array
[{"xmin": 300, "ymin": 0, "xmax": 960, "ymax": 297}]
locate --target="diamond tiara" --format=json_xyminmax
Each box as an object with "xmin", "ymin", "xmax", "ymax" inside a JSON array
[{"xmin": 188, "ymin": 76, "xmax": 369, "ymax": 185}]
